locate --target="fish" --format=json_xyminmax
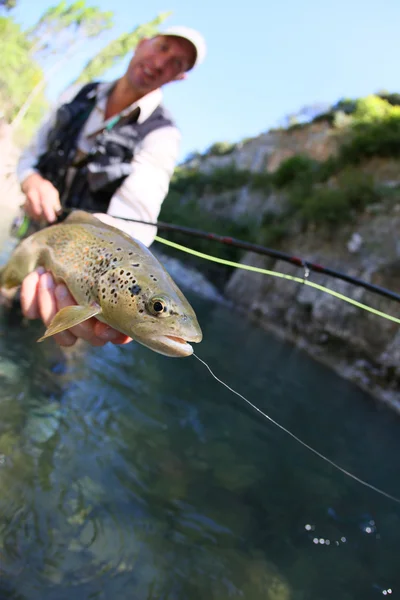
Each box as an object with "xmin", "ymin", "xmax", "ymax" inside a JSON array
[{"xmin": 0, "ymin": 210, "xmax": 203, "ymax": 357}]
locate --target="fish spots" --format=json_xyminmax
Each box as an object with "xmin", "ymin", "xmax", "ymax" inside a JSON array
[
  {"xmin": 149, "ymin": 274, "xmax": 158, "ymax": 282},
  {"xmin": 132, "ymin": 263, "xmax": 140, "ymax": 267},
  {"xmin": 130, "ymin": 284, "xmax": 142, "ymax": 296}
]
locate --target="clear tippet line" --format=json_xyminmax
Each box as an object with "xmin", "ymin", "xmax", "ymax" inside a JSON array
[{"xmin": 193, "ymin": 353, "xmax": 400, "ymax": 505}]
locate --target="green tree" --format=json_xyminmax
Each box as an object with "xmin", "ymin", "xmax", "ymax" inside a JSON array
[
  {"xmin": 352, "ymin": 95, "xmax": 400, "ymax": 124},
  {"xmin": 73, "ymin": 11, "xmax": 171, "ymax": 84},
  {"xmin": 0, "ymin": 0, "xmax": 17, "ymax": 10},
  {"xmin": 11, "ymin": 1, "xmax": 114, "ymax": 129},
  {"xmin": 25, "ymin": 0, "xmax": 113, "ymax": 66},
  {"xmin": 0, "ymin": 16, "xmax": 47, "ymax": 139}
]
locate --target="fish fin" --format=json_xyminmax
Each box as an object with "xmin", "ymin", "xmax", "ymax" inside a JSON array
[
  {"xmin": 64, "ymin": 210, "xmax": 137, "ymax": 243},
  {"xmin": 0, "ymin": 265, "xmax": 23, "ymax": 289},
  {"xmin": 64, "ymin": 210, "xmax": 104, "ymax": 227},
  {"xmin": 37, "ymin": 304, "xmax": 102, "ymax": 342}
]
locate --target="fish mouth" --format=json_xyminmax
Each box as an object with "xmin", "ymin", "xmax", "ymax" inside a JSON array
[{"xmin": 150, "ymin": 334, "xmax": 202, "ymax": 357}]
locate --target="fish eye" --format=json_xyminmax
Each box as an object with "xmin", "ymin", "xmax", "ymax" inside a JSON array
[{"xmin": 148, "ymin": 296, "xmax": 168, "ymax": 316}]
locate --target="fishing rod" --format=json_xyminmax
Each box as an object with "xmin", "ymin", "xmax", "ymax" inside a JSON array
[
  {"xmin": 14, "ymin": 209, "xmax": 400, "ymax": 305},
  {"xmin": 92, "ymin": 214, "xmax": 400, "ymax": 305}
]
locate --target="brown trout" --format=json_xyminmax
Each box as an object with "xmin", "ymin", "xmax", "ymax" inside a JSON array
[{"xmin": 0, "ymin": 211, "xmax": 203, "ymax": 357}]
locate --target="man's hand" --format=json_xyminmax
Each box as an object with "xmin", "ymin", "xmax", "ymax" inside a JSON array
[
  {"xmin": 20, "ymin": 269, "xmax": 132, "ymax": 348},
  {"xmin": 21, "ymin": 173, "xmax": 62, "ymax": 224}
]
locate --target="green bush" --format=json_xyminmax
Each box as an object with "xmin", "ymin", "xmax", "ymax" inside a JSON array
[
  {"xmin": 206, "ymin": 141, "xmax": 237, "ymax": 156},
  {"xmin": 249, "ymin": 171, "xmax": 271, "ymax": 193},
  {"xmin": 352, "ymin": 95, "xmax": 399, "ymax": 124},
  {"xmin": 380, "ymin": 93, "xmax": 400, "ymax": 107},
  {"xmin": 338, "ymin": 114, "xmax": 400, "ymax": 164},
  {"xmin": 162, "ymin": 92, "xmax": 400, "ymax": 253},
  {"xmin": 206, "ymin": 167, "xmax": 252, "ymax": 194},
  {"xmin": 271, "ymin": 154, "xmax": 319, "ymax": 188},
  {"xmin": 257, "ymin": 212, "xmax": 288, "ymax": 246},
  {"xmin": 169, "ymin": 166, "xmax": 253, "ymax": 198},
  {"xmin": 288, "ymin": 168, "xmax": 381, "ymax": 227},
  {"xmin": 336, "ymin": 168, "xmax": 380, "ymax": 210},
  {"xmin": 299, "ymin": 187, "xmax": 352, "ymax": 226},
  {"xmin": 171, "ymin": 168, "xmax": 206, "ymax": 195}
]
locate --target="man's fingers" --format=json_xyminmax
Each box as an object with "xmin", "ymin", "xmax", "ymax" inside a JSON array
[
  {"xmin": 24, "ymin": 180, "xmax": 61, "ymax": 223},
  {"xmin": 94, "ymin": 321, "xmax": 132, "ymax": 345},
  {"xmin": 42, "ymin": 186, "xmax": 61, "ymax": 224},
  {"xmin": 42, "ymin": 203, "xmax": 57, "ymax": 224},
  {"xmin": 24, "ymin": 188, "xmax": 42, "ymax": 220},
  {"xmin": 20, "ymin": 268, "xmax": 44, "ymax": 319},
  {"xmin": 38, "ymin": 272, "xmax": 59, "ymax": 325},
  {"xmin": 20, "ymin": 270, "xmax": 132, "ymax": 348}
]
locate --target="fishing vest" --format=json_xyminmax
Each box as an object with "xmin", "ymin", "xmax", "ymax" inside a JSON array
[{"xmin": 35, "ymin": 81, "xmax": 176, "ymax": 213}]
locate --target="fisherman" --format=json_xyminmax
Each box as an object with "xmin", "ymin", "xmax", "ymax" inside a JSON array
[{"xmin": 12, "ymin": 25, "xmax": 207, "ymax": 348}]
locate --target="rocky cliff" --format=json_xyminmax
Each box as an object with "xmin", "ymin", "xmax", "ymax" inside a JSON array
[{"xmin": 163, "ymin": 97, "xmax": 400, "ymax": 410}]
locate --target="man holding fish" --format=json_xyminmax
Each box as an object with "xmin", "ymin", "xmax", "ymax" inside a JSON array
[{"xmin": 11, "ymin": 25, "xmax": 206, "ymax": 348}]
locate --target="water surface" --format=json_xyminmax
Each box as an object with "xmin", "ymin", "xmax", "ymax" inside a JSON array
[{"xmin": 0, "ymin": 271, "xmax": 399, "ymax": 599}]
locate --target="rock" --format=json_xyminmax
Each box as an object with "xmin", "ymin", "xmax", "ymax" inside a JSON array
[{"xmin": 347, "ymin": 232, "xmax": 363, "ymax": 253}]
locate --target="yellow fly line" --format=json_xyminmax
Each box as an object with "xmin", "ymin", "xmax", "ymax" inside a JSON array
[{"xmin": 155, "ymin": 235, "xmax": 400, "ymax": 326}]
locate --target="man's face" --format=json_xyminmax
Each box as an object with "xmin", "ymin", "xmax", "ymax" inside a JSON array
[{"xmin": 126, "ymin": 35, "xmax": 196, "ymax": 93}]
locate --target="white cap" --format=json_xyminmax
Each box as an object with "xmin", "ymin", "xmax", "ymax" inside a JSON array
[{"xmin": 161, "ymin": 26, "xmax": 207, "ymax": 70}]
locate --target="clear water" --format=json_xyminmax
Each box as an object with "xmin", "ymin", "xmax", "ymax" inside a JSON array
[{"xmin": 0, "ymin": 279, "xmax": 399, "ymax": 599}]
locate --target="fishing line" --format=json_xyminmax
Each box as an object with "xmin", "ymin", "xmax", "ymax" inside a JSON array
[
  {"xmin": 155, "ymin": 236, "xmax": 400, "ymax": 326},
  {"xmin": 52, "ymin": 208, "xmax": 400, "ymax": 323},
  {"xmin": 192, "ymin": 353, "xmax": 400, "ymax": 505}
]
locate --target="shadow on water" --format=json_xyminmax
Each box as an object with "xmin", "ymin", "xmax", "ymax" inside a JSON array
[{"xmin": 0, "ymin": 287, "xmax": 399, "ymax": 599}]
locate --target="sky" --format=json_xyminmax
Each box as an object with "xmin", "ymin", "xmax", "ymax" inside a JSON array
[{"xmin": 11, "ymin": 0, "xmax": 400, "ymax": 162}]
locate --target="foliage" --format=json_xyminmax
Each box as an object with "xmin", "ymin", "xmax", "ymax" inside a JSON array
[
  {"xmin": 26, "ymin": 1, "xmax": 114, "ymax": 66},
  {"xmin": 0, "ymin": 4, "xmax": 171, "ymax": 138},
  {"xmin": 338, "ymin": 119, "xmax": 400, "ymax": 165},
  {"xmin": 0, "ymin": 16, "xmax": 47, "ymax": 134},
  {"xmin": 170, "ymin": 166, "xmax": 253, "ymax": 197},
  {"xmin": 351, "ymin": 95, "xmax": 399, "ymax": 124},
  {"xmin": 74, "ymin": 11, "xmax": 171, "ymax": 84},
  {"xmin": 257, "ymin": 212, "xmax": 287, "ymax": 247},
  {"xmin": 166, "ymin": 93, "xmax": 400, "ymax": 256},
  {"xmin": 249, "ymin": 171, "xmax": 271, "ymax": 193},
  {"xmin": 287, "ymin": 168, "xmax": 381, "ymax": 227},
  {"xmin": 206, "ymin": 141, "xmax": 237, "ymax": 156},
  {"xmin": 271, "ymin": 154, "xmax": 319, "ymax": 188},
  {"xmin": 11, "ymin": 1, "xmax": 115, "ymax": 130},
  {"xmin": 0, "ymin": 0, "xmax": 16, "ymax": 9}
]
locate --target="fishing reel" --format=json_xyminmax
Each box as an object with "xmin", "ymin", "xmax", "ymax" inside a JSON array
[
  {"xmin": 10, "ymin": 208, "xmax": 69, "ymax": 241},
  {"xmin": 10, "ymin": 209, "xmax": 42, "ymax": 241}
]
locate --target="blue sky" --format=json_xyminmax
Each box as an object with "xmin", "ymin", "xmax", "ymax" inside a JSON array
[{"xmin": 12, "ymin": 0, "xmax": 400, "ymax": 162}]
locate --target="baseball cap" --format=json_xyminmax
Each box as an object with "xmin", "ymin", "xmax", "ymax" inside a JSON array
[{"xmin": 161, "ymin": 26, "xmax": 207, "ymax": 70}]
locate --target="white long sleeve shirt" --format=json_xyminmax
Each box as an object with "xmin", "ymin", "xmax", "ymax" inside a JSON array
[{"xmin": 17, "ymin": 81, "xmax": 182, "ymax": 247}]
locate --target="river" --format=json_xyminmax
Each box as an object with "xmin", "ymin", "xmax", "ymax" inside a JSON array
[{"xmin": 0, "ymin": 230, "xmax": 399, "ymax": 599}]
